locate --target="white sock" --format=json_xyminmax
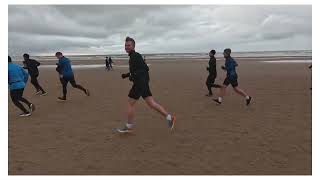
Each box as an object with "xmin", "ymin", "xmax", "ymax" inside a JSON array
[
  {"xmin": 218, "ymin": 97, "xmax": 222, "ymax": 102},
  {"xmin": 126, "ymin": 123, "xmax": 133, "ymax": 129},
  {"xmin": 245, "ymin": 96, "xmax": 250, "ymax": 100},
  {"xmin": 166, "ymin": 114, "xmax": 172, "ymax": 121}
]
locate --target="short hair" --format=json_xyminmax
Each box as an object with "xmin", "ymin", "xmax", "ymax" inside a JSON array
[
  {"xmin": 224, "ymin": 48, "xmax": 231, "ymax": 55},
  {"xmin": 210, "ymin": 50, "xmax": 216, "ymax": 55},
  {"xmin": 8, "ymin": 56, "xmax": 12, "ymax": 62},
  {"xmin": 125, "ymin": 36, "xmax": 135, "ymax": 47},
  {"xmin": 23, "ymin": 53, "xmax": 29, "ymax": 58},
  {"xmin": 55, "ymin": 52, "xmax": 63, "ymax": 56}
]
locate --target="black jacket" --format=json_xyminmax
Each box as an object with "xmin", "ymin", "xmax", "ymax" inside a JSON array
[
  {"xmin": 207, "ymin": 57, "xmax": 217, "ymax": 76},
  {"xmin": 128, "ymin": 51, "xmax": 149, "ymax": 82},
  {"xmin": 23, "ymin": 59, "xmax": 40, "ymax": 76}
]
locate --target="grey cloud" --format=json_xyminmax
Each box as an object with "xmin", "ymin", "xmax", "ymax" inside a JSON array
[{"xmin": 8, "ymin": 5, "xmax": 311, "ymax": 55}]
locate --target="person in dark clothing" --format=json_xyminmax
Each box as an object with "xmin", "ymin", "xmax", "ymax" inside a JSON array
[
  {"xmin": 213, "ymin": 48, "xmax": 252, "ymax": 106},
  {"xmin": 309, "ymin": 65, "xmax": 312, "ymax": 90},
  {"xmin": 23, "ymin": 53, "xmax": 47, "ymax": 96},
  {"xmin": 8, "ymin": 56, "xmax": 35, "ymax": 117},
  {"xmin": 55, "ymin": 52, "xmax": 90, "ymax": 101},
  {"xmin": 108, "ymin": 56, "xmax": 113, "ymax": 70},
  {"xmin": 116, "ymin": 37, "xmax": 176, "ymax": 133},
  {"xmin": 205, "ymin": 50, "xmax": 221, "ymax": 97},
  {"xmin": 105, "ymin": 56, "xmax": 110, "ymax": 70}
]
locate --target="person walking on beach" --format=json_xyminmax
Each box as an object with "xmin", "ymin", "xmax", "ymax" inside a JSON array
[
  {"xmin": 117, "ymin": 37, "xmax": 176, "ymax": 133},
  {"xmin": 55, "ymin": 52, "xmax": 90, "ymax": 101},
  {"xmin": 105, "ymin": 56, "xmax": 110, "ymax": 70},
  {"xmin": 22, "ymin": 53, "xmax": 47, "ymax": 96},
  {"xmin": 8, "ymin": 56, "xmax": 35, "ymax": 117},
  {"xmin": 205, "ymin": 49, "xmax": 221, "ymax": 97},
  {"xmin": 108, "ymin": 56, "xmax": 113, "ymax": 70},
  {"xmin": 213, "ymin": 48, "xmax": 252, "ymax": 106}
]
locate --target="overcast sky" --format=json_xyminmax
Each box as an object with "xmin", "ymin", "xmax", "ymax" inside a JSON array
[{"xmin": 8, "ymin": 5, "xmax": 312, "ymax": 56}]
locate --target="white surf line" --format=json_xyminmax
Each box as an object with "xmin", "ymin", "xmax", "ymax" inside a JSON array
[
  {"xmin": 261, "ymin": 60, "xmax": 312, "ymax": 63},
  {"xmin": 39, "ymin": 64, "xmax": 151, "ymax": 69}
]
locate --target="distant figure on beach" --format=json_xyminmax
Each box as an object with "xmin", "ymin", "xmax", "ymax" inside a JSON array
[
  {"xmin": 309, "ymin": 65, "xmax": 312, "ymax": 90},
  {"xmin": 143, "ymin": 56, "xmax": 146, "ymax": 62},
  {"xmin": 205, "ymin": 49, "xmax": 221, "ymax": 97},
  {"xmin": 105, "ymin": 56, "xmax": 110, "ymax": 70},
  {"xmin": 8, "ymin": 56, "xmax": 35, "ymax": 117},
  {"xmin": 55, "ymin": 52, "xmax": 90, "ymax": 101},
  {"xmin": 213, "ymin": 48, "xmax": 252, "ymax": 106},
  {"xmin": 22, "ymin": 53, "xmax": 47, "ymax": 96},
  {"xmin": 117, "ymin": 37, "xmax": 176, "ymax": 133},
  {"xmin": 108, "ymin": 56, "xmax": 113, "ymax": 70}
]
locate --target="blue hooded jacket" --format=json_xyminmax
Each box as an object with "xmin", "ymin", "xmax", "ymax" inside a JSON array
[
  {"xmin": 58, "ymin": 56, "xmax": 74, "ymax": 78},
  {"xmin": 8, "ymin": 63, "xmax": 29, "ymax": 90}
]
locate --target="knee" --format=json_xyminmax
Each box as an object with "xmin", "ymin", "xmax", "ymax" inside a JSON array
[{"xmin": 146, "ymin": 100, "xmax": 156, "ymax": 108}]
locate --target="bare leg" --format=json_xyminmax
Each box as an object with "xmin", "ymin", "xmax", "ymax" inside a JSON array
[
  {"xmin": 127, "ymin": 98, "xmax": 138, "ymax": 124},
  {"xmin": 218, "ymin": 85, "xmax": 227, "ymax": 98},
  {"xmin": 233, "ymin": 86, "xmax": 248, "ymax": 98},
  {"xmin": 144, "ymin": 96, "xmax": 169, "ymax": 117}
]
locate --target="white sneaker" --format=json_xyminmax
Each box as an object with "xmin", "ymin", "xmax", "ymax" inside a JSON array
[
  {"xmin": 40, "ymin": 92, "xmax": 48, "ymax": 96},
  {"xmin": 19, "ymin": 112, "xmax": 31, "ymax": 117}
]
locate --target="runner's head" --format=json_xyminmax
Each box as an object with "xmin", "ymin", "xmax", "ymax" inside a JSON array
[
  {"xmin": 55, "ymin": 52, "xmax": 63, "ymax": 59},
  {"xmin": 125, "ymin": 36, "xmax": 135, "ymax": 54},
  {"xmin": 209, "ymin": 50, "xmax": 216, "ymax": 57},
  {"xmin": 8, "ymin": 56, "xmax": 12, "ymax": 63},
  {"xmin": 223, "ymin": 48, "xmax": 231, "ymax": 58},
  {"xmin": 23, "ymin": 53, "xmax": 30, "ymax": 61}
]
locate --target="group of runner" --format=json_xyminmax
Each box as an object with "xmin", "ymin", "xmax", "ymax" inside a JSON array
[{"xmin": 9, "ymin": 36, "xmax": 255, "ymax": 133}]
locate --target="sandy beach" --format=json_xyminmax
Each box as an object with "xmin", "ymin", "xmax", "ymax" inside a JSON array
[{"xmin": 8, "ymin": 57, "xmax": 312, "ymax": 175}]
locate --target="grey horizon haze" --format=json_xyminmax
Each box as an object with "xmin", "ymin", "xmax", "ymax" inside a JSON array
[{"xmin": 8, "ymin": 5, "xmax": 312, "ymax": 56}]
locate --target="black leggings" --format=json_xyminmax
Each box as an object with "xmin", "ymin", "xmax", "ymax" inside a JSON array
[
  {"xmin": 30, "ymin": 75, "xmax": 45, "ymax": 93},
  {"xmin": 10, "ymin": 88, "xmax": 31, "ymax": 113},
  {"xmin": 206, "ymin": 74, "xmax": 221, "ymax": 94},
  {"xmin": 60, "ymin": 76, "xmax": 87, "ymax": 98}
]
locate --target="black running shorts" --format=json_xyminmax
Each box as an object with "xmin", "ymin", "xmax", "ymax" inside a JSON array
[
  {"xmin": 223, "ymin": 77, "xmax": 238, "ymax": 87},
  {"xmin": 128, "ymin": 80, "xmax": 152, "ymax": 100}
]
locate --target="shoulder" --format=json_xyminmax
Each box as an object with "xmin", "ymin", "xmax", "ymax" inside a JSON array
[{"xmin": 133, "ymin": 52, "xmax": 143, "ymax": 58}]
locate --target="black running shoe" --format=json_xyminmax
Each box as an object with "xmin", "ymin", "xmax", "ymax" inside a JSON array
[
  {"xmin": 213, "ymin": 99, "xmax": 221, "ymax": 105},
  {"xmin": 246, "ymin": 96, "xmax": 252, "ymax": 106},
  {"xmin": 57, "ymin": 97, "xmax": 66, "ymax": 101}
]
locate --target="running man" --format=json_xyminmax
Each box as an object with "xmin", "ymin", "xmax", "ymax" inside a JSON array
[
  {"xmin": 205, "ymin": 49, "xmax": 221, "ymax": 97},
  {"xmin": 8, "ymin": 56, "xmax": 35, "ymax": 117},
  {"xmin": 117, "ymin": 37, "xmax": 176, "ymax": 133},
  {"xmin": 213, "ymin": 48, "xmax": 252, "ymax": 105},
  {"xmin": 22, "ymin": 53, "xmax": 47, "ymax": 96},
  {"xmin": 108, "ymin": 56, "xmax": 113, "ymax": 70},
  {"xmin": 55, "ymin": 52, "xmax": 90, "ymax": 101}
]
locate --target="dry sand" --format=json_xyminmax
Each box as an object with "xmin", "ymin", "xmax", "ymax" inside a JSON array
[{"xmin": 8, "ymin": 58, "xmax": 312, "ymax": 175}]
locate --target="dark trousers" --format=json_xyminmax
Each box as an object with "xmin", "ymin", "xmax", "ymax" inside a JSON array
[
  {"xmin": 30, "ymin": 74, "xmax": 45, "ymax": 93},
  {"xmin": 206, "ymin": 74, "xmax": 221, "ymax": 95},
  {"xmin": 60, "ymin": 76, "xmax": 87, "ymax": 98},
  {"xmin": 10, "ymin": 88, "xmax": 31, "ymax": 113}
]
